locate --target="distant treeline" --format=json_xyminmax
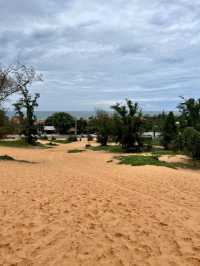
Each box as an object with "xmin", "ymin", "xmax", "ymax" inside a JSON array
[{"xmin": 1, "ymin": 63, "xmax": 200, "ymax": 159}]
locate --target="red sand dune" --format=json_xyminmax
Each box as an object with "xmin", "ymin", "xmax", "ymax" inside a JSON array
[{"xmin": 0, "ymin": 141, "xmax": 200, "ymax": 266}]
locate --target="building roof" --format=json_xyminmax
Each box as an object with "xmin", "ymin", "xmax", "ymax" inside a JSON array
[{"xmin": 44, "ymin": 126, "xmax": 56, "ymax": 131}]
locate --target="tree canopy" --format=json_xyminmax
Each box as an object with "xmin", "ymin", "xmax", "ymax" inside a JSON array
[
  {"xmin": 111, "ymin": 99, "xmax": 144, "ymax": 151},
  {"xmin": 46, "ymin": 112, "xmax": 75, "ymax": 134}
]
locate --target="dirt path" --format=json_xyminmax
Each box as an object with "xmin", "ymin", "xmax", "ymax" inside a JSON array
[{"xmin": 0, "ymin": 141, "xmax": 200, "ymax": 266}]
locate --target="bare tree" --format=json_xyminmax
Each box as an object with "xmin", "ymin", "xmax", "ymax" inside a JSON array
[
  {"xmin": 0, "ymin": 65, "xmax": 18, "ymax": 103},
  {"xmin": 12, "ymin": 64, "xmax": 43, "ymax": 92},
  {"xmin": 0, "ymin": 64, "xmax": 42, "ymax": 103},
  {"xmin": 12, "ymin": 64, "xmax": 43, "ymax": 144},
  {"xmin": 1, "ymin": 63, "xmax": 43, "ymax": 144}
]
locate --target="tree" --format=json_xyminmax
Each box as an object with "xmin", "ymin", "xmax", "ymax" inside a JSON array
[
  {"xmin": 46, "ymin": 112, "xmax": 75, "ymax": 134},
  {"xmin": 77, "ymin": 117, "xmax": 88, "ymax": 134},
  {"xmin": 0, "ymin": 65, "xmax": 19, "ymax": 104},
  {"xmin": 161, "ymin": 112, "xmax": 177, "ymax": 150},
  {"xmin": 91, "ymin": 111, "xmax": 113, "ymax": 146},
  {"xmin": 12, "ymin": 65, "xmax": 42, "ymax": 144},
  {"xmin": 178, "ymin": 97, "xmax": 200, "ymax": 130},
  {"xmin": 14, "ymin": 93, "xmax": 40, "ymax": 144},
  {"xmin": 0, "ymin": 109, "xmax": 13, "ymax": 139},
  {"xmin": 183, "ymin": 127, "xmax": 200, "ymax": 159},
  {"xmin": 143, "ymin": 112, "xmax": 166, "ymax": 133},
  {"xmin": 111, "ymin": 99, "xmax": 144, "ymax": 151}
]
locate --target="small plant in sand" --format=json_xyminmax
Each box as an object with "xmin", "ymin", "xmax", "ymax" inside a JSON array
[
  {"xmin": 0, "ymin": 154, "xmax": 15, "ymax": 161},
  {"xmin": 68, "ymin": 149, "xmax": 85, "ymax": 153}
]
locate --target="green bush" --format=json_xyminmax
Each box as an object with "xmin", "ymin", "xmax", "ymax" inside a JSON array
[
  {"xmin": 161, "ymin": 112, "xmax": 177, "ymax": 150},
  {"xmin": 174, "ymin": 133, "xmax": 184, "ymax": 151},
  {"xmin": 142, "ymin": 136, "xmax": 153, "ymax": 152},
  {"xmin": 0, "ymin": 155, "xmax": 15, "ymax": 161},
  {"xmin": 68, "ymin": 149, "xmax": 85, "ymax": 153},
  {"xmin": 183, "ymin": 127, "xmax": 200, "ymax": 159},
  {"xmin": 97, "ymin": 134, "xmax": 108, "ymax": 146},
  {"xmin": 68, "ymin": 135, "xmax": 77, "ymax": 142},
  {"xmin": 117, "ymin": 155, "xmax": 177, "ymax": 169},
  {"xmin": 39, "ymin": 135, "xmax": 48, "ymax": 140}
]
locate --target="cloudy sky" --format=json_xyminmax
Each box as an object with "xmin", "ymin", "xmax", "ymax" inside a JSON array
[{"xmin": 0, "ymin": 0, "xmax": 200, "ymax": 111}]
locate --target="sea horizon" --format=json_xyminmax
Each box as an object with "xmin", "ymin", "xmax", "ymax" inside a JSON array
[{"xmin": 6, "ymin": 110, "xmax": 173, "ymax": 120}]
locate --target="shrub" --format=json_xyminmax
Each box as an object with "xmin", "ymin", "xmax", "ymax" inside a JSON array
[
  {"xmin": 68, "ymin": 149, "xmax": 85, "ymax": 153},
  {"xmin": 45, "ymin": 112, "xmax": 74, "ymax": 134},
  {"xmin": 161, "ymin": 112, "xmax": 177, "ymax": 150},
  {"xmin": 183, "ymin": 127, "xmax": 200, "ymax": 159},
  {"xmin": 40, "ymin": 135, "xmax": 48, "ymax": 140},
  {"xmin": 68, "ymin": 135, "xmax": 77, "ymax": 142},
  {"xmin": 97, "ymin": 134, "xmax": 108, "ymax": 146},
  {"xmin": 111, "ymin": 100, "xmax": 144, "ymax": 151},
  {"xmin": 0, "ymin": 154, "xmax": 15, "ymax": 161},
  {"xmin": 174, "ymin": 132, "xmax": 184, "ymax": 151},
  {"xmin": 47, "ymin": 141, "xmax": 58, "ymax": 146},
  {"xmin": 142, "ymin": 136, "xmax": 153, "ymax": 152}
]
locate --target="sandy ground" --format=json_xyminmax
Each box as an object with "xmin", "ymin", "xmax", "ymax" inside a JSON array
[{"xmin": 0, "ymin": 141, "xmax": 200, "ymax": 266}]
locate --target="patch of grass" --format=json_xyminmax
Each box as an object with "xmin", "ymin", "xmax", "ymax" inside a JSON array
[
  {"xmin": 0, "ymin": 140, "xmax": 48, "ymax": 149},
  {"xmin": 47, "ymin": 141, "xmax": 58, "ymax": 146},
  {"xmin": 0, "ymin": 154, "xmax": 36, "ymax": 164},
  {"xmin": 173, "ymin": 160, "xmax": 200, "ymax": 170},
  {"xmin": 0, "ymin": 155, "xmax": 15, "ymax": 161},
  {"xmin": 54, "ymin": 139, "xmax": 72, "ymax": 144},
  {"xmin": 152, "ymin": 148, "xmax": 177, "ymax": 157},
  {"xmin": 68, "ymin": 149, "xmax": 85, "ymax": 153},
  {"xmin": 117, "ymin": 155, "xmax": 178, "ymax": 169},
  {"xmin": 116, "ymin": 154, "xmax": 200, "ymax": 170},
  {"xmin": 88, "ymin": 145, "xmax": 124, "ymax": 153}
]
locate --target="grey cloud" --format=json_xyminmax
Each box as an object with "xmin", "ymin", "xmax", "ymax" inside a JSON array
[{"xmin": 1, "ymin": 0, "xmax": 200, "ymax": 111}]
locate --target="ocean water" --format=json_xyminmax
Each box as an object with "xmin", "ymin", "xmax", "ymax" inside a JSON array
[
  {"xmin": 7, "ymin": 111, "xmax": 96, "ymax": 119},
  {"xmin": 7, "ymin": 110, "xmax": 162, "ymax": 120}
]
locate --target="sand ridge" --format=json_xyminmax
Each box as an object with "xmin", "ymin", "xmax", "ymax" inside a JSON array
[{"xmin": 0, "ymin": 141, "xmax": 200, "ymax": 266}]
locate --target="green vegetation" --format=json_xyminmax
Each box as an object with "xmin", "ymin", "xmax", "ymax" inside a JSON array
[
  {"xmin": 0, "ymin": 140, "xmax": 47, "ymax": 148},
  {"xmin": 77, "ymin": 117, "xmax": 88, "ymax": 134},
  {"xmin": 88, "ymin": 145, "xmax": 178, "ymax": 155},
  {"xmin": 152, "ymin": 149, "xmax": 177, "ymax": 157},
  {"xmin": 176, "ymin": 98, "xmax": 200, "ymax": 159},
  {"xmin": 53, "ymin": 138, "xmax": 75, "ymax": 144},
  {"xmin": 182, "ymin": 127, "xmax": 200, "ymax": 159},
  {"xmin": 68, "ymin": 149, "xmax": 85, "ymax": 153},
  {"xmin": 13, "ymin": 65, "xmax": 42, "ymax": 145},
  {"xmin": 161, "ymin": 112, "xmax": 177, "ymax": 150},
  {"xmin": 178, "ymin": 97, "xmax": 200, "ymax": 130},
  {"xmin": 45, "ymin": 112, "xmax": 75, "ymax": 134},
  {"xmin": 0, "ymin": 154, "xmax": 35, "ymax": 164},
  {"xmin": 89, "ymin": 111, "xmax": 113, "ymax": 146},
  {"xmin": 88, "ymin": 145, "xmax": 124, "ymax": 153},
  {"xmin": 47, "ymin": 141, "xmax": 58, "ymax": 146},
  {"xmin": 111, "ymin": 99, "xmax": 144, "ymax": 151},
  {"xmin": 0, "ymin": 109, "xmax": 14, "ymax": 138},
  {"xmin": 117, "ymin": 154, "xmax": 200, "ymax": 170},
  {"xmin": 54, "ymin": 139, "xmax": 71, "ymax": 144},
  {"xmin": 0, "ymin": 154, "xmax": 15, "ymax": 161},
  {"xmin": 1, "ymin": 63, "xmax": 200, "ymax": 164},
  {"xmin": 117, "ymin": 155, "xmax": 177, "ymax": 168}
]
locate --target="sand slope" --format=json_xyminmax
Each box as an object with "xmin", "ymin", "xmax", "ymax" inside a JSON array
[{"xmin": 0, "ymin": 141, "xmax": 200, "ymax": 266}]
